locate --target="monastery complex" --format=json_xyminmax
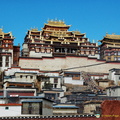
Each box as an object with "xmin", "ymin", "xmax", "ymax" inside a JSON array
[
  {"xmin": 1, "ymin": 20, "xmax": 120, "ymax": 73},
  {"xmin": 20, "ymin": 20, "xmax": 120, "ymax": 73},
  {"xmin": 0, "ymin": 20, "xmax": 120, "ymax": 118}
]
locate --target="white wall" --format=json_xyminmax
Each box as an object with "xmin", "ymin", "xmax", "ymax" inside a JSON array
[
  {"xmin": 107, "ymin": 87, "xmax": 120, "ymax": 96},
  {"xmin": 64, "ymin": 77, "xmax": 83, "ymax": 85},
  {"xmin": 4, "ymin": 67, "xmax": 40, "ymax": 76},
  {"xmin": 60, "ymin": 97, "xmax": 67, "ymax": 103},
  {"xmin": 109, "ymin": 71, "xmax": 116, "ymax": 81},
  {"xmin": 30, "ymin": 51, "xmax": 52, "ymax": 57},
  {"xmin": 0, "ymin": 99, "xmax": 6, "ymax": 104},
  {"xmin": 0, "ymin": 105, "xmax": 21, "ymax": 117},
  {"xmin": 19, "ymin": 56, "xmax": 120, "ymax": 73},
  {"xmin": 108, "ymin": 70, "xmax": 120, "ymax": 85}
]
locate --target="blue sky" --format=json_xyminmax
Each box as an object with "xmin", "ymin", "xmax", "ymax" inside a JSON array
[{"xmin": 0, "ymin": 0, "xmax": 120, "ymax": 47}]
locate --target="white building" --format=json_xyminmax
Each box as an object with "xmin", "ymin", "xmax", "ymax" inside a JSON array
[
  {"xmin": 109, "ymin": 68, "xmax": 120, "ymax": 85},
  {"xmin": 106, "ymin": 86, "xmax": 120, "ymax": 96},
  {"xmin": 64, "ymin": 71, "xmax": 83, "ymax": 85},
  {"xmin": 0, "ymin": 103, "xmax": 22, "ymax": 117},
  {"xmin": 53, "ymin": 103, "xmax": 79, "ymax": 115}
]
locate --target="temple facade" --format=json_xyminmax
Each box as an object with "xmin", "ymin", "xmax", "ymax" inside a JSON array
[
  {"xmin": 0, "ymin": 29, "xmax": 20, "ymax": 71},
  {"xmin": 99, "ymin": 34, "xmax": 120, "ymax": 61},
  {"xmin": 22, "ymin": 20, "xmax": 99, "ymax": 58}
]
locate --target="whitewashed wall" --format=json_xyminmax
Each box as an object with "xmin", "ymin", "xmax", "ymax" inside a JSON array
[
  {"xmin": 0, "ymin": 105, "xmax": 21, "ymax": 117},
  {"xmin": 30, "ymin": 51, "xmax": 52, "ymax": 57},
  {"xmin": 19, "ymin": 56, "xmax": 120, "ymax": 73},
  {"xmin": 64, "ymin": 77, "xmax": 83, "ymax": 85}
]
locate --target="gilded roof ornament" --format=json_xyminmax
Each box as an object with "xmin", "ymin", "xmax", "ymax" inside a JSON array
[
  {"xmin": 31, "ymin": 28, "xmax": 38, "ymax": 31},
  {"xmin": 45, "ymin": 19, "xmax": 71, "ymax": 27},
  {"xmin": 73, "ymin": 31, "xmax": 85, "ymax": 36},
  {"xmin": 73, "ymin": 31, "xmax": 81, "ymax": 35},
  {"xmin": 0, "ymin": 28, "xmax": 3, "ymax": 34},
  {"xmin": 106, "ymin": 32, "xmax": 108, "ymax": 35}
]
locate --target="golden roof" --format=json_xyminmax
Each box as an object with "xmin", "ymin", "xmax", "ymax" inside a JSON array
[
  {"xmin": 73, "ymin": 31, "xmax": 85, "ymax": 35},
  {"xmin": 0, "ymin": 29, "xmax": 12, "ymax": 37},
  {"xmin": 30, "ymin": 28, "xmax": 39, "ymax": 32},
  {"xmin": 45, "ymin": 20, "xmax": 71, "ymax": 27},
  {"xmin": 104, "ymin": 34, "xmax": 120, "ymax": 40},
  {"xmin": 0, "ymin": 29, "xmax": 3, "ymax": 34}
]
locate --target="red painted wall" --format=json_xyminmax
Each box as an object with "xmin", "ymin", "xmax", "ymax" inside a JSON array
[
  {"xmin": 101, "ymin": 100, "xmax": 120, "ymax": 120},
  {"xmin": 8, "ymin": 92, "xmax": 34, "ymax": 96}
]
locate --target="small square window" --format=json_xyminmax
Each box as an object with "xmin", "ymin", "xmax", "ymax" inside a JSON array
[
  {"xmin": 20, "ymin": 75, "xmax": 22, "ymax": 78},
  {"xmin": 30, "ymin": 76, "xmax": 33, "ymax": 79},
  {"xmin": 5, "ymin": 106, "xmax": 9, "ymax": 110}
]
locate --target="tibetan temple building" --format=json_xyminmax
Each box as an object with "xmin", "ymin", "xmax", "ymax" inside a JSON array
[
  {"xmin": 99, "ymin": 33, "xmax": 120, "ymax": 61},
  {"xmin": 22, "ymin": 20, "xmax": 99, "ymax": 58},
  {"xmin": 0, "ymin": 29, "xmax": 20, "ymax": 71}
]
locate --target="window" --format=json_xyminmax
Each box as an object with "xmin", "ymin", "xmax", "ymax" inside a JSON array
[
  {"xmin": 91, "ymin": 51, "xmax": 95, "ymax": 56},
  {"xmin": 0, "ymin": 62, "xmax": 2, "ymax": 67},
  {"xmin": 6, "ymin": 56, "xmax": 9, "ymax": 61},
  {"xmin": 5, "ymin": 56, "xmax": 9, "ymax": 67},
  {"xmin": 35, "ymin": 48, "xmax": 39, "ymax": 53},
  {"xmin": 0, "ymin": 41, "xmax": 2, "ymax": 45},
  {"xmin": 5, "ymin": 107, "xmax": 9, "ymax": 110},
  {"xmin": 108, "ymin": 57, "xmax": 111, "ymax": 60},
  {"xmin": 54, "ymin": 84, "xmax": 57, "ymax": 88},
  {"xmin": 108, "ymin": 53, "xmax": 110, "ymax": 56},
  {"xmin": 20, "ymin": 75, "xmax": 22, "ymax": 78},
  {"xmin": 0, "ymin": 56, "xmax": 2, "ymax": 61},
  {"xmin": 118, "ymin": 52, "xmax": 120, "ymax": 55},
  {"xmin": 0, "ymin": 56, "xmax": 2, "ymax": 67},
  {"xmin": 5, "ymin": 62, "xmax": 9, "ymax": 67},
  {"xmin": 75, "ymin": 75, "xmax": 79, "ymax": 77},
  {"xmin": 114, "ymin": 52, "xmax": 117, "ymax": 55},
  {"xmin": 6, "ymin": 44, "xmax": 8, "ymax": 47},
  {"xmin": 54, "ymin": 78, "xmax": 58, "ymax": 83},
  {"xmin": 30, "ymin": 76, "xmax": 33, "ymax": 79},
  {"xmin": 114, "ymin": 57, "xmax": 117, "ymax": 61},
  {"xmin": 118, "ymin": 57, "xmax": 120, "ymax": 61},
  {"xmin": 22, "ymin": 102, "xmax": 42, "ymax": 115}
]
